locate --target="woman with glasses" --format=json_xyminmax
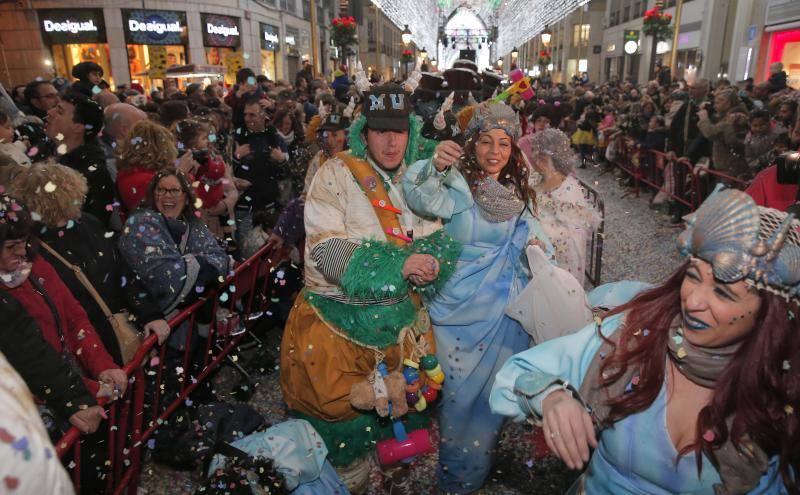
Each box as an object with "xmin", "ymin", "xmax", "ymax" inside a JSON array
[{"xmin": 118, "ymin": 167, "xmax": 229, "ymax": 350}]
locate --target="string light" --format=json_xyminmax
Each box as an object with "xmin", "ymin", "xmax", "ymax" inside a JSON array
[{"xmin": 372, "ymin": 0, "xmax": 588, "ymax": 62}]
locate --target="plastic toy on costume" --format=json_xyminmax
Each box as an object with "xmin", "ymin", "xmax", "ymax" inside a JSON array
[
  {"xmin": 278, "ymin": 79, "xmax": 461, "ymax": 494},
  {"xmin": 402, "ymin": 101, "xmax": 556, "ymax": 494},
  {"xmin": 490, "ymin": 186, "xmax": 799, "ymax": 494}
]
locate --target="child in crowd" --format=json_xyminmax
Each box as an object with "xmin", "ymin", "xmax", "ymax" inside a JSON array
[
  {"xmin": 745, "ymin": 108, "xmax": 783, "ymax": 174},
  {"xmin": 642, "ymin": 115, "xmax": 668, "ymax": 152},
  {"xmin": 175, "ymin": 119, "xmax": 238, "ymax": 241},
  {"xmin": 0, "ymin": 110, "xmax": 31, "ymax": 167}
]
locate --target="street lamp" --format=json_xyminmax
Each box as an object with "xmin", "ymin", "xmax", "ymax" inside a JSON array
[
  {"xmin": 401, "ymin": 25, "xmax": 412, "ymax": 45},
  {"xmin": 541, "ymin": 25, "xmax": 552, "ymax": 47},
  {"xmin": 511, "ymin": 46, "xmax": 519, "ymax": 59},
  {"xmin": 497, "ymin": 58, "xmax": 504, "ymax": 68},
  {"xmin": 420, "ymin": 47, "xmax": 428, "ymax": 59}
]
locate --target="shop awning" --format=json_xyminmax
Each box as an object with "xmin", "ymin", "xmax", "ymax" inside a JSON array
[{"xmin": 164, "ymin": 64, "xmax": 226, "ymax": 78}]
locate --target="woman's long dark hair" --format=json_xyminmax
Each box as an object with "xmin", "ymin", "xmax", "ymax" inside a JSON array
[
  {"xmin": 600, "ymin": 262, "xmax": 800, "ymax": 492},
  {"xmin": 459, "ymin": 133, "xmax": 536, "ymax": 211}
]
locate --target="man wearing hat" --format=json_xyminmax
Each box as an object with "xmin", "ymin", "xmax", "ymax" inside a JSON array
[
  {"xmin": 303, "ymin": 110, "xmax": 350, "ymax": 194},
  {"xmin": 279, "ymin": 83, "xmax": 460, "ymax": 493},
  {"xmin": 45, "ymin": 92, "xmax": 114, "ymax": 228}
]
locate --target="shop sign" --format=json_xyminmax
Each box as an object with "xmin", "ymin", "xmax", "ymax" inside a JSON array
[
  {"xmin": 623, "ymin": 30, "xmax": 639, "ymax": 55},
  {"xmin": 201, "ymin": 13, "xmax": 241, "ymax": 48},
  {"xmin": 38, "ymin": 9, "xmax": 106, "ymax": 45},
  {"xmin": 122, "ymin": 10, "xmax": 187, "ymax": 45},
  {"xmin": 285, "ymin": 27, "xmax": 300, "ymax": 56},
  {"xmin": 260, "ymin": 23, "xmax": 280, "ymax": 51}
]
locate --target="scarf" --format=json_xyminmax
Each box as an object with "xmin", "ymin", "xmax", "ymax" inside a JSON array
[
  {"xmin": 277, "ymin": 130, "xmax": 295, "ymax": 146},
  {"xmin": 0, "ymin": 260, "xmax": 32, "ymax": 288},
  {"xmin": 578, "ymin": 315, "xmax": 769, "ymax": 495},
  {"xmin": 473, "ymin": 176, "xmax": 525, "ymax": 223}
]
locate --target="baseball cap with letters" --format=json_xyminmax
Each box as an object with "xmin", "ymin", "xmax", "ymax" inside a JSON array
[{"xmin": 361, "ymin": 84, "xmax": 411, "ymax": 132}]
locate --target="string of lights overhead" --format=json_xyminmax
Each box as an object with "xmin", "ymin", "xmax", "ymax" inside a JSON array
[
  {"xmin": 495, "ymin": 0, "xmax": 590, "ymax": 54},
  {"xmin": 370, "ymin": 0, "xmax": 589, "ymax": 63}
]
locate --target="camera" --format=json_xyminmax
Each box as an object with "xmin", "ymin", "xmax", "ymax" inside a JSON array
[
  {"xmin": 776, "ymin": 151, "xmax": 800, "ymax": 185},
  {"xmin": 192, "ymin": 149, "xmax": 210, "ymax": 165}
]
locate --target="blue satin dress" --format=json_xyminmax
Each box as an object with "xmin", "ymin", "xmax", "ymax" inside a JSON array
[{"xmin": 403, "ymin": 159, "xmax": 554, "ymax": 494}]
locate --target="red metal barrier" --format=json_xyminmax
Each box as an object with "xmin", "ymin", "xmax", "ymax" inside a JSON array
[
  {"xmin": 56, "ymin": 241, "xmax": 288, "ymax": 494},
  {"xmin": 609, "ymin": 136, "xmax": 750, "ymax": 211}
]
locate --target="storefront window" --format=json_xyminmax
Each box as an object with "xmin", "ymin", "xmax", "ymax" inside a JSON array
[
  {"xmin": 38, "ymin": 9, "xmax": 114, "ymax": 88},
  {"xmin": 260, "ymin": 23, "xmax": 280, "ymax": 81},
  {"xmin": 122, "ymin": 9, "xmax": 188, "ymax": 92},
  {"xmin": 768, "ymin": 29, "xmax": 800, "ymax": 87},
  {"xmin": 201, "ymin": 13, "xmax": 243, "ymax": 86}
]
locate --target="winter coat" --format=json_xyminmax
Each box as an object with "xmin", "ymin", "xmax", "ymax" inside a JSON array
[
  {"xmin": 697, "ymin": 103, "xmax": 749, "ymax": 178},
  {"xmin": 58, "ymin": 138, "xmax": 115, "ymax": 228},
  {"xmin": 117, "ymin": 208, "xmax": 229, "ymax": 314},
  {"xmin": 0, "ymin": 291, "xmax": 96, "ymax": 420},
  {"xmin": 38, "ymin": 213, "xmax": 164, "ymax": 366},
  {"xmin": 668, "ymin": 99, "xmax": 711, "ymax": 163},
  {"xmin": 232, "ymin": 127, "xmax": 288, "ymax": 212},
  {"xmin": 1, "ymin": 256, "xmax": 118, "ymax": 397}
]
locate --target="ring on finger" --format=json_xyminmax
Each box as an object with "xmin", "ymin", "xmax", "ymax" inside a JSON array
[{"xmin": 550, "ymin": 431, "xmax": 560, "ymax": 439}]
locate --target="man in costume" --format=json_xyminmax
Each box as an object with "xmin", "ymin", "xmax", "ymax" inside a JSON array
[{"xmin": 279, "ymin": 83, "xmax": 460, "ymax": 493}]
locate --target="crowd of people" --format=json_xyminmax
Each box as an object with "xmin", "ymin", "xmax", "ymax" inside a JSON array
[{"xmin": 0, "ymin": 55, "xmax": 797, "ymax": 495}]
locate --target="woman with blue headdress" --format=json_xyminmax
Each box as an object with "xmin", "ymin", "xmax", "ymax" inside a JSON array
[
  {"xmin": 489, "ymin": 186, "xmax": 799, "ymax": 494},
  {"xmin": 403, "ymin": 101, "xmax": 554, "ymax": 494}
]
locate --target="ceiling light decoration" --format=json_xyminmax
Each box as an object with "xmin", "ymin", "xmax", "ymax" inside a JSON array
[
  {"xmin": 369, "ymin": 0, "xmax": 438, "ymax": 53},
  {"xmin": 496, "ymin": 0, "xmax": 590, "ymax": 54}
]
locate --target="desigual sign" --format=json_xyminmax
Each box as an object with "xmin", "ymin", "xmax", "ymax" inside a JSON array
[
  {"xmin": 38, "ymin": 9, "xmax": 107, "ymax": 45},
  {"xmin": 260, "ymin": 23, "xmax": 280, "ymax": 51},
  {"xmin": 206, "ymin": 23, "xmax": 239, "ymax": 37},
  {"xmin": 122, "ymin": 9, "xmax": 188, "ymax": 45},
  {"xmin": 43, "ymin": 20, "xmax": 98, "ymax": 33},
  {"xmin": 201, "ymin": 13, "xmax": 241, "ymax": 48},
  {"xmin": 128, "ymin": 18, "xmax": 182, "ymax": 35}
]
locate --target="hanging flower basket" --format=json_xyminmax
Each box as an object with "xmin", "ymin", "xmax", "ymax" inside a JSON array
[
  {"xmin": 331, "ymin": 16, "xmax": 358, "ymax": 48},
  {"xmin": 401, "ymin": 49, "xmax": 414, "ymax": 64},
  {"xmin": 537, "ymin": 50, "xmax": 551, "ymax": 67},
  {"xmin": 643, "ymin": 7, "xmax": 673, "ymax": 41}
]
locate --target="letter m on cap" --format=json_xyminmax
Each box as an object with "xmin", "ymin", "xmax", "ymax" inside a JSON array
[{"xmin": 369, "ymin": 94, "xmax": 386, "ymax": 111}]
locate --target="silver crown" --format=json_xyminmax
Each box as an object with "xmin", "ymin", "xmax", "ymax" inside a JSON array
[
  {"xmin": 466, "ymin": 102, "xmax": 521, "ymax": 141},
  {"xmin": 678, "ymin": 186, "xmax": 800, "ymax": 302}
]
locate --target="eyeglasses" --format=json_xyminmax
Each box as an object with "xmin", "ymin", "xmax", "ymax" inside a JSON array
[{"xmin": 155, "ymin": 187, "xmax": 183, "ymax": 197}]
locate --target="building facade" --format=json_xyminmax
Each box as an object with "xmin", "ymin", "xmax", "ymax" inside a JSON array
[{"xmin": 0, "ymin": 0, "xmax": 336, "ymax": 90}]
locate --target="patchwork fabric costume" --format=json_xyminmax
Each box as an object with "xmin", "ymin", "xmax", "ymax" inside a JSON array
[{"xmin": 279, "ymin": 85, "xmax": 460, "ymax": 478}]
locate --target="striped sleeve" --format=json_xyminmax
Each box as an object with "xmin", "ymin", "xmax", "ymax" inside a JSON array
[{"xmin": 311, "ymin": 237, "xmax": 361, "ymax": 285}]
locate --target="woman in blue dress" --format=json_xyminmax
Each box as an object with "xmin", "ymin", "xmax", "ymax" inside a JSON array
[
  {"xmin": 490, "ymin": 187, "xmax": 798, "ymax": 494},
  {"xmin": 403, "ymin": 102, "xmax": 554, "ymax": 494}
]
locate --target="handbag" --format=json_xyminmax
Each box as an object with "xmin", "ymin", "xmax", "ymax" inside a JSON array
[{"xmin": 39, "ymin": 241, "xmax": 143, "ymax": 364}]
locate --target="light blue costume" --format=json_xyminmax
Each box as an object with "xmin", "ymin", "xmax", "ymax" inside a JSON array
[
  {"xmin": 207, "ymin": 419, "xmax": 349, "ymax": 494},
  {"xmin": 489, "ymin": 282, "xmax": 788, "ymax": 495},
  {"xmin": 403, "ymin": 158, "xmax": 554, "ymax": 494}
]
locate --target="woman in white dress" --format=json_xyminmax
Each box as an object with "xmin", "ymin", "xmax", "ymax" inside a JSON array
[{"xmin": 519, "ymin": 128, "xmax": 601, "ymax": 285}]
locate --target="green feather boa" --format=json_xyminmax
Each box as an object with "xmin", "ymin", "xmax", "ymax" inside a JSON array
[
  {"xmin": 291, "ymin": 409, "xmax": 431, "ymax": 467},
  {"xmin": 347, "ymin": 114, "xmax": 425, "ymax": 165},
  {"xmin": 307, "ymin": 229, "xmax": 462, "ymax": 348}
]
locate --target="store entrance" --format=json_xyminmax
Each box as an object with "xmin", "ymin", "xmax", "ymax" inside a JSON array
[
  {"xmin": 51, "ymin": 42, "xmax": 114, "ymax": 88},
  {"xmin": 127, "ymin": 44, "xmax": 186, "ymax": 93}
]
